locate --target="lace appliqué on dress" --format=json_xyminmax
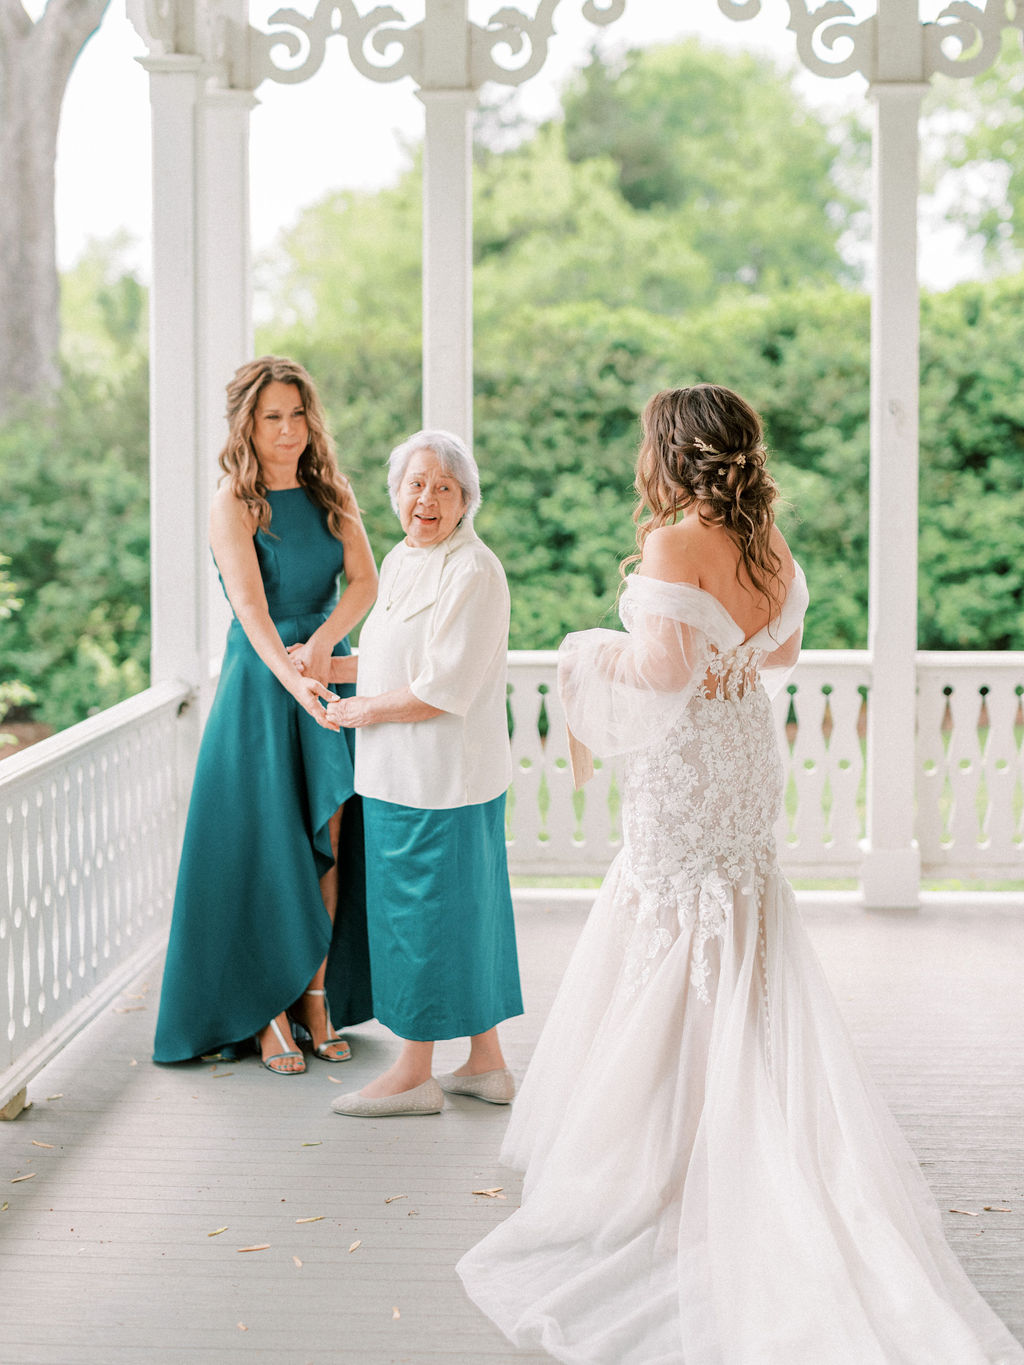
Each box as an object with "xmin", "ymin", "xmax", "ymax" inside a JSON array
[{"xmin": 618, "ymin": 651, "xmax": 783, "ymax": 1005}]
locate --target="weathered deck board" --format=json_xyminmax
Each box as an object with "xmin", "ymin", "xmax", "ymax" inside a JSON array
[{"xmin": 2, "ymin": 897, "xmax": 1022, "ymax": 1363}]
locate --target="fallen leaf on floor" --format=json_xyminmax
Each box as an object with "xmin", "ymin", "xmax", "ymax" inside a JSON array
[
  {"xmin": 295, "ymin": 1216, "xmax": 323, "ymax": 1224},
  {"xmin": 301, "ymin": 1141, "xmax": 322, "ymax": 1147},
  {"xmin": 392, "ymin": 1307, "xmax": 401, "ymax": 1320},
  {"xmin": 237, "ymin": 1244, "xmax": 271, "ymax": 1253},
  {"xmin": 293, "ymin": 1255, "xmax": 302, "ymax": 1268},
  {"xmin": 114, "ymin": 1006, "xmax": 147, "ymax": 1013},
  {"xmin": 31, "ymin": 1141, "xmax": 54, "ymax": 1149},
  {"xmin": 46, "ymin": 1094, "xmax": 63, "ymax": 1101},
  {"xmin": 984, "ymin": 1206, "xmax": 1012, "ymax": 1212},
  {"xmin": 385, "ymin": 1194, "xmax": 407, "ymax": 1204},
  {"xmin": 10, "ymin": 1174, "xmax": 35, "ymax": 1183},
  {"xmin": 472, "ymin": 1187, "xmax": 506, "ymax": 1199},
  {"xmin": 348, "ymin": 1240, "xmax": 362, "ymax": 1253},
  {"xmin": 208, "ymin": 1227, "xmax": 228, "ymax": 1237},
  {"xmin": 237, "ymin": 1323, "xmax": 248, "ymax": 1332},
  {"xmin": 124, "ymin": 991, "xmax": 148, "ymax": 1000},
  {"xmin": 407, "ymin": 1210, "xmax": 419, "ymax": 1217},
  {"xmin": 327, "ymin": 1075, "xmax": 343, "ymax": 1083},
  {"xmin": 201, "ymin": 1054, "xmax": 223, "ymax": 1062},
  {"xmin": 210, "ymin": 1071, "xmax": 234, "ymax": 1079},
  {"xmin": 949, "ymin": 1208, "xmax": 978, "ymax": 1216},
  {"xmin": 1, "ymin": 1201, "xmax": 8, "ymax": 1211}
]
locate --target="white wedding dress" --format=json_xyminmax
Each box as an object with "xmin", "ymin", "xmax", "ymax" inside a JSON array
[{"xmin": 457, "ymin": 567, "xmax": 1024, "ymax": 1365}]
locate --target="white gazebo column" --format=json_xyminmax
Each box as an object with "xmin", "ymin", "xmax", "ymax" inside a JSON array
[
  {"xmin": 139, "ymin": 56, "xmax": 208, "ymax": 697},
  {"xmin": 862, "ymin": 59, "xmax": 928, "ymax": 907},
  {"xmin": 137, "ymin": 45, "xmax": 255, "ymax": 718},
  {"xmin": 418, "ymin": 0, "xmax": 474, "ymax": 442},
  {"xmin": 195, "ymin": 86, "xmax": 256, "ymax": 710}
]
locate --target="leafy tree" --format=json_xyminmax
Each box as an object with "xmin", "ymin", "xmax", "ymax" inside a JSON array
[
  {"xmin": 917, "ymin": 276, "xmax": 1024, "ymax": 648},
  {"xmin": 559, "ymin": 40, "xmax": 859, "ymax": 290},
  {"xmin": 0, "ymin": 554, "xmax": 35, "ymax": 746},
  {"xmin": 926, "ymin": 33, "xmax": 1024, "ymax": 271},
  {"xmin": 474, "ymin": 123, "xmax": 713, "ymax": 320},
  {"xmin": 0, "ymin": 239, "xmax": 150, "ymax": 730}
]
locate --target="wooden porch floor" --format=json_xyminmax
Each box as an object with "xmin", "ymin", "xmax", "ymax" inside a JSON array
[{"xmin": 2, "ymin": 895, "xmax": 1023, "ymax": 1364}]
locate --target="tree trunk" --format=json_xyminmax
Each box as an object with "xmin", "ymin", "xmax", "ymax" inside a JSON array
[{"xmin": 0, "ymin": 0, "xmax": 110, "ymax": 416}]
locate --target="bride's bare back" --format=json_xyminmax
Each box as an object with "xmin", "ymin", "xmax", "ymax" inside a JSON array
[{"xmin": 638, "ymin": 514, "xmax": 795, "ymax": 642}]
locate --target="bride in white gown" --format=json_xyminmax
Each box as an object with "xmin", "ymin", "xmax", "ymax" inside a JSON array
[{"xmin": 457, "ymin": 384, "xmax": 1024, "ymax": 1365}]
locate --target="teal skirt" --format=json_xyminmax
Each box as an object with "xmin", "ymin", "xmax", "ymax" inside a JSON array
[{"xmin": 363, "ymin": 794, "xmax": 523, "ymax": 1041}]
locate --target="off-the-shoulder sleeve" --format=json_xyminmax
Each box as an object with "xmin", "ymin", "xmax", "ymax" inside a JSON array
[
  {"xmin": 758, "ymin": 563, "xmax": 809, "ymax": 700},
  {"xmin": 557, "ymin": 578, "xmax": 735, "ymax": 759}
]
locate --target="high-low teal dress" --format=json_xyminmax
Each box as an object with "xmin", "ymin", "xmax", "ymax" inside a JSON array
[{"xmin": 154, "ymin": 488, "xmax": 373, "ymax": 1063}]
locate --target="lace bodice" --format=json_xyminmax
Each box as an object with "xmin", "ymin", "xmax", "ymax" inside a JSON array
[
  {"xmin": 558, "ymin": 568, "xmax": 808, "ymax": 1005},
  {"xmin": 620, "ymin": 678, "xmax": 783, "ymax": 1002}
]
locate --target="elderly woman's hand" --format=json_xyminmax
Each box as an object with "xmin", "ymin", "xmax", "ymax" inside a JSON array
[
  {"xmin": 326, "ymin": 686, "xmax": 443, "ymax": 729},
  {"xmin": 325, "ymin": 696, "xmax": 373, "ymax": 729}
]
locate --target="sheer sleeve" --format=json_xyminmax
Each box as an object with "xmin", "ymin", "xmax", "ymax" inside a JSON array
[
  {"xmin": 557, "ymin": 578, "xmax": 737, "ymax": 759},
  {"xmin": 757, "ymin": 563, "xmax": 809, "ymax": 700}
]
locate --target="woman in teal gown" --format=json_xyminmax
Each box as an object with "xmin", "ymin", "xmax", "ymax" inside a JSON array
[{"xmin": 154, "ymin": 357, "xmax": 378, "ymax": 1072}]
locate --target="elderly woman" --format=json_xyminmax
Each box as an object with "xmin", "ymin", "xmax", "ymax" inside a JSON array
[{"xmin": 318, "ymin": 429, "xmax": 523, "ymax": 1117}]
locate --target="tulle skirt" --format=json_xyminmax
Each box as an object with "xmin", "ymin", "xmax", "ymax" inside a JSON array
[{"xmin": 457, "ymin": 862, "xmax": 1024, "ymax": 1365}]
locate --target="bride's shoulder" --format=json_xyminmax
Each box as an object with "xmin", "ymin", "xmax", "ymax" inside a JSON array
[
  {"xmin": 637, "ymin": 522, "xmax": 702, "ymax": 588},
  {"xmin": 770, "ymin": 526, "xmax": 796, "ymax": 580}
]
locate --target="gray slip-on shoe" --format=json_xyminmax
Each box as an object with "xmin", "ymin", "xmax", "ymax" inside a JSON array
[
  {"xmin": 436, "ymin": 1068, "xmax": 515, "ymax": 1104},
  {"xmin": 330, "ymin": 1076, "xmax": 444, "ymax": 1117}
]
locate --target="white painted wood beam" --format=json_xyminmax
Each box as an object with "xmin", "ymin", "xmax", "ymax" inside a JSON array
[
  {"xmin": 862, "ymin": 19, "xmax": 928, "ymax": 906},
  {"xmin": 419, "ymin": 0, "xmax": 474, "ymax": 444}
]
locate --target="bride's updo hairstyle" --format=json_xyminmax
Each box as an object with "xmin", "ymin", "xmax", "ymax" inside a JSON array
[
  {"xmin": 218, "ymin": 355, "xmax": 357, "ymax": 539},
  {"xmin": 627, "ymin": 383, "xmax": 783, "ymax": 613}
]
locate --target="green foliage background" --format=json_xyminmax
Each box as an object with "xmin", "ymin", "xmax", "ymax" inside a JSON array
[{"xmin": 2, "ymin": 41, "xmax": 1024, "ymax": 734}]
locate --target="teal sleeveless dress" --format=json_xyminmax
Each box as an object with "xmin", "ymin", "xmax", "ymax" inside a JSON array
[{"xmin": 154, "ymin": 488, "xmax": 373, "ymax": 1063}]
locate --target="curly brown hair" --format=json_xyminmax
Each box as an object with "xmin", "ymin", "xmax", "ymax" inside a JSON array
[
  {"xmin": 218, "ymin": 356, "xmax": 356, "ymax": 539},
  {"xmin": 625, "ymin": 384, "xmax": 783, "ymax": 613}
]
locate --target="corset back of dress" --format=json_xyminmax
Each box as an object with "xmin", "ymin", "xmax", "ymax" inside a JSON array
[{"xmin": 701, "ymin": 641, "xmax": 761, "ymax": 700}]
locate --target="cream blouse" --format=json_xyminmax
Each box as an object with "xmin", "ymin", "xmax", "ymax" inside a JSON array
[{"xmin": 353, "ymin": 520, "xmax": 513, "ymax": 810}]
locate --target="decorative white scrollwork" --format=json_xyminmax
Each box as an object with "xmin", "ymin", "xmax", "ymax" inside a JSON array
[
  {"xmin": 925, "ymin": 0, "xmax": 1024, "ymax": 78},
  {"xmin": 135, "ymin": 0, "xmax": 1024, "ymax": 93},
  {"xmin": 718, "ymin": 0, "xmax": 1019, "ymax": 82},
  {"xmin": 470, "ymin": 2, "xmax": 558, "ymax": 87},
  {"xmin": 581, "ymin": 0, "xmax": 626, "ymax": 20},
  {"xmin": 719, "ymin": 0, "xmax": 873, "ymax": 79},
  {"xmin": 250, "ymin": 0, "xmax": 623, "ymax": 91},
  {"xmin": 251, "ymin": 1, "xmax": 420, "ymax": 86}
]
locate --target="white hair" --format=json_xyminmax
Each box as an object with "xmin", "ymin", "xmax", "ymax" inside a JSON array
[{"xmin": 386, "ymin": 429, "xmax": 482, "ymax": 521}]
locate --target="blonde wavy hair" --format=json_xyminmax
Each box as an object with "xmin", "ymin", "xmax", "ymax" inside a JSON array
[
  {"xmin": 218, "ymin": 356, "xmax": 355, "ymax": 539},
  {"xmin": 625, "ymin": 384, "xmax": 783, "ymax": 613}
]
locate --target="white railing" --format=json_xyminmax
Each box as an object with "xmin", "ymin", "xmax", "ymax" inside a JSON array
[
  {"xmin": 2, "ymin": 651, "xmax": 1021, "ymax": 1110},
  {"xmin": 506, "ymin": 651, "xmax": 1024, "ymax": 880},
  {"xmin": 0, "ymin": 682, "xmax": 195, "ymax": 1112},
  {"xmin": 917, "ymin": 654, "xmax": 1024, "ymax": 876}
]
